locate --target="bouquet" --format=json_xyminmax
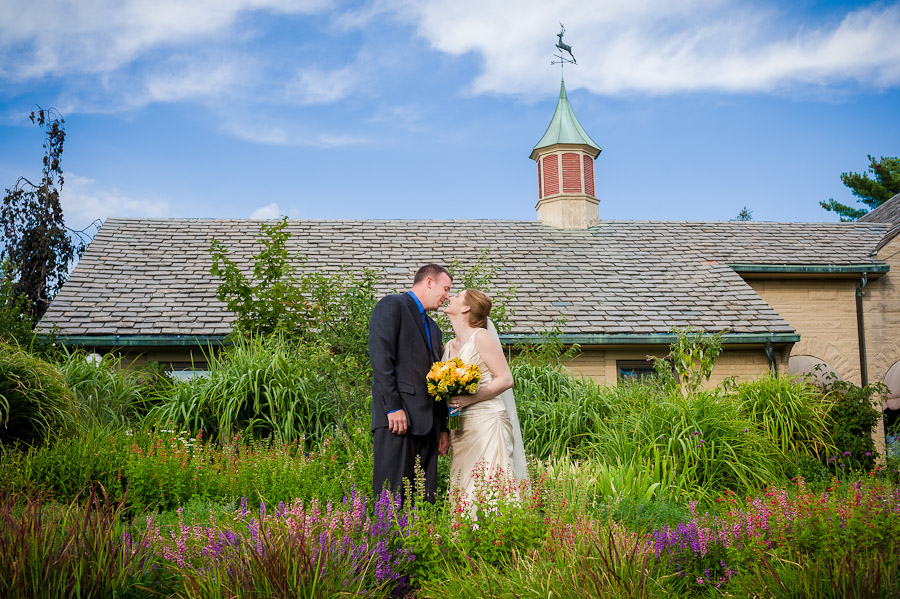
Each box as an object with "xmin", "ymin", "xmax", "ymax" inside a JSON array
[{"xmin": 426, "ymin": 357, "xmax": 481, "ymax": 430}]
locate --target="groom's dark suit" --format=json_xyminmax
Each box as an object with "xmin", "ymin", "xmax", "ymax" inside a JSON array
[{"xmin": 369, "ymin": 292, "xmax": 446, "ymax": 501}]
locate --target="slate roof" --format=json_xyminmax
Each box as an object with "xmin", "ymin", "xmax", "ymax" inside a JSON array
[
  {"xmin": 39, "ymin": 218, "xmax": 891, "ymax": 341},
  {"xmin": 859, "ymin": 193, "xmax": 900, "ymax": 249}
]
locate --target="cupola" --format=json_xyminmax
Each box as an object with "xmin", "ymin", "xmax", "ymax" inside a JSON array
[{"xmin": 531, "ymin": 79, "xmax": 601, "ymax": 229}]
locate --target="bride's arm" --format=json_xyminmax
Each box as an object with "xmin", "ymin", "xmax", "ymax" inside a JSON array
[{"xmin": 450, "ymin": 332, "xmax": 513, "ymax": 409}]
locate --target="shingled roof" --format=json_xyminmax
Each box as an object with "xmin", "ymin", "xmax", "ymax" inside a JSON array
[
  {"xmin": 39, "ymin": 218, "xmax": 891, "ymax": 343},
  {"xmin": 859, "ymin": 192, "xmax": 900, "ymax": 250}
]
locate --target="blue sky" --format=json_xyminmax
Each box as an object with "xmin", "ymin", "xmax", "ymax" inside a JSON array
[{"xmin": 1, "ymin": 0, "xmax": 898, "ymax": 232}]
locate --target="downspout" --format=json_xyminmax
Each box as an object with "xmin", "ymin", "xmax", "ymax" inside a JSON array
[
  {"xmin": 856, "ymin": 272, "xmax": 868, "ymax": 387},
  {"xmin": 764, "ymin": 341, "xmax": 778, "ymax": 376}
]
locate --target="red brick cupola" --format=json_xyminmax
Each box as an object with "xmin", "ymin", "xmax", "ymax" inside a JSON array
[{"xmin": 530, "ymin": 79, "xmax": 602, "ymax": 229}]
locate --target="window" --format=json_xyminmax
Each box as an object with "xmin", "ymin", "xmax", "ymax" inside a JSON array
[
  {"xmin": 166, "ymin": 361, "xmax": 209, "ymax": 381},
  {"xmin": 617, "ymin": 359, "xmax": 656, "ymax": 382}
]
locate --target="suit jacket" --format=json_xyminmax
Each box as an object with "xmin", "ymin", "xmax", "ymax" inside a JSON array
[{"xmin": 369, "ymin": 293, "xmax": 446, "ymax": 436}]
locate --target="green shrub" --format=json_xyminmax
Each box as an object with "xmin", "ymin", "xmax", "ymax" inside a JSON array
[
  {"xmin": 0, "ymin": 341, "xmax": 79, "ymax": 446},
  {"xmin": 820, "ymin": 374, "xmax": 886, "ymax": 469},
  {"xmin": 27, "ymin": 422, "xmax": 129, "ymax": 500}
]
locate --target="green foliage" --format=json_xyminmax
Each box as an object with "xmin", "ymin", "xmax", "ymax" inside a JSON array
[
  {"xmin": 819, "ymin": 373, "xmax": 885, "ymax": 469},
  {"xmin": 438, "ymin": 248, "xmax": 517, "ymax": 336},
  {"xmin": 820, "ymin": 155, "xmax": 900, "ymax": 221},
  {"xmin": 0, "ymin": 108, "xmax": 89, "ymax": 325},
  {"xmin": 210, "ymin": 217, "xmax": 378, "ymax": 374},
  {"xmin": 10, "ymin": 421, "xmax": 129, "ymax": 500},
  {"xmin": 653, "ymin": 327, "xmax": 724, "ymax": 398},
  {"xmin": 0, "ymin": 341, "xmax": 79, "ymax": 446},
  {"xmin": 511, "ymin": 316, "xmax": 581, "ymax": 369},
  {"xmin": 733, "ymin": 374, "xmax": 835, "ymax": 459},
  {"xmin": 148, "ymin": 336, "xmax": 367, "ymax": 445},
  {"xmin": 59, "ymin": 350, "xmax": 171, "ymax": 427},
  {"xmin": 210, "ymin": 218, "xmax": 308, "ymax": 337},
  {"xmin": 0, "ymin": 262, "xmax": 33, "ymax": 346}
]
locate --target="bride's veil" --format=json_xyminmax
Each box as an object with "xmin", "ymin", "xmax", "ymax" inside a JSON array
[{"xmin": 487, "ymin": 318, "xmax": 529, "ymax": 481}]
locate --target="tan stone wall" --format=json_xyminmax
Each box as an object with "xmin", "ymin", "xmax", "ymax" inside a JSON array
[
  {"xmin": 747, "ymin": 278, "xmax": 861, "ymax": 383},
  {"xmin": 865, "ymin": 235, "xmax": 900, "ymax": 391},
  {"xmin": 564, "ymin": 347, "xmax": 778, "ymax": 386}
]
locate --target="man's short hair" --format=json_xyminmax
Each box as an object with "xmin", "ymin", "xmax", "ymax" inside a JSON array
[{"xmin": 413, "ymin": 264, "xmax": 452, "ymax": 285}]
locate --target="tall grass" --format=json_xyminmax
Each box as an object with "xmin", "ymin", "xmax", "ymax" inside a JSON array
[
  {"xmin": 59, "ymin": 350, "xmax": 170, "ymax": 427},
  {"xmin": 733, "ymin": 374, "xmax": 834, "ymax": 459},
  {"xmin": 512, "ymin": 367, "xmax": 797, "ymax": 502},
  {"xmin": 513, "ymin": 363, "xmax": 613, "ymax": 459},
  {"xmin": 0, "ymin": 486, "xmax": 160, "ymax": 598},
  {"xmin": 593, "ymin": 386, "xmax": 787, "ymax": 501},
  {"xmin": 0, "ymin": 341, "xmax": 79, "ymax": 446},
  {"xmin": 149, "ymin": 337, "xmax": 364, "ymax": 445}
]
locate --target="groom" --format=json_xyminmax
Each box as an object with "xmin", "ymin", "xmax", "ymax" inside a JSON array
[{"xmin": 369, "ymin": 264, "xmax": 452, "ymax": 503}]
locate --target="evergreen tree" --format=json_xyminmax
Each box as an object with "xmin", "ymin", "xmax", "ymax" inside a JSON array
[{"xmin": 820, "ymin": 155, "xmax": 900, "ymax": 221}]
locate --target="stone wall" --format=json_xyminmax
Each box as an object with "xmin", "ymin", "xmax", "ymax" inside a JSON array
[
  {"xmin": 747, "ymin": 278, "xmax": 861, "ymax": 382},
  {"xmin": 565, "ymin": 346, "xmax": 779, "ymax": 386}
]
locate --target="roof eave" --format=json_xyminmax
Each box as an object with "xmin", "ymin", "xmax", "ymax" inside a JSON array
[{"xmin": 729, "ymin": 263, "xmax": 889, "ymax": 278}]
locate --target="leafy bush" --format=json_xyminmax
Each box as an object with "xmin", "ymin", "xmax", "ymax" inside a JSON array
[
  {"xmin": 0, "ymin": 341, "xmax": 79, "ymax": 446},
  {"xmin": 820, "ymin": 374, "xmax": 886, "ymax": 469},
  {"xmin": 21, "ymin": 421, "xmax": 129, "ymax": 500},
  {"xmin": 210, "ymin": 217, "xmax": 378, "ymax": 375}
]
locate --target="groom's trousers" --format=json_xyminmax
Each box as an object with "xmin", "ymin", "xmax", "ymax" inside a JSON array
[{"xmin": 373, "ymin": 427, "xmax": 439, "ymax": 504}]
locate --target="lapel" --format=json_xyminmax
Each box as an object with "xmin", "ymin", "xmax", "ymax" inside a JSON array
[{"xmin": 404, "ymin": 293, "xmax": 434, "ymax": 357}]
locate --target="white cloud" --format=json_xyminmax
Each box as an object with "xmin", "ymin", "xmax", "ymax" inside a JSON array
[
  {"xmin": 250, "ymin": 202, "xmax": 285, "ymax": 218},
  {"xmin": 60, "ymin": 174, "xmax": 170, "ymax": 230},
  {"xmin": 0, "ymin": 0, "xmax": 331, "ymax": 80},
  {"xmin": 222, "ymin": 116, "xmax": 372, "ymax": 147},
  {"xmin": 285, "ymin": 65, "xmax": 359, "ymax": 104},
  {"xmin": 390, "ymin": 0, "xmax": 900, "ymax": 95}
]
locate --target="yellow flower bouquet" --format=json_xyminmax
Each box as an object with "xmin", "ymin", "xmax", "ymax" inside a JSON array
[{"xmin": 426, "ymin": 357, "xmax": 481, "ymax": 430}]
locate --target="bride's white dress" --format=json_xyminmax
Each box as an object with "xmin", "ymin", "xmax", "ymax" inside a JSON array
[{"xmin": 445, "ymin": 327, "xmax": 527, "ymax": 500}]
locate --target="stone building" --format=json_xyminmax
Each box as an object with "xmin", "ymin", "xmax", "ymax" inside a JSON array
[{"xmin": 39, "ymin": 81, "xmax": 900, "ymax": 445}]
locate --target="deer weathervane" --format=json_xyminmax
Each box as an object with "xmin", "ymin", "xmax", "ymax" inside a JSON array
[
  {"xmin": 552, "ymin": 23, "xmax": 576, "ymax": 78},
  {"xmin": 555, "ymin": 23, "xmax": 576, "ymax": 64}
]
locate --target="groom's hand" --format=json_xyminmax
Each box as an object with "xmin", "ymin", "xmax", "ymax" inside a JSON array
[
  {"xmin": 387, "ymin": 410, "xmax": 408, "ymax": 435},
  {"xmin": 438, "ymin": 431, "xmax": 450, "ymax": 456}
]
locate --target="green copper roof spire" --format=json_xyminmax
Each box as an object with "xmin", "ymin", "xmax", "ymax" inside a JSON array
[{"xmin": 530, "ymin": 78, "xmax": 601, "ymax": 159}]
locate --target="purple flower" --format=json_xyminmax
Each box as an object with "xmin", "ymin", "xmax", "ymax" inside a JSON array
[{"xmin": 843, "ymin": 451, "xmax": 851, "ymax": 456}]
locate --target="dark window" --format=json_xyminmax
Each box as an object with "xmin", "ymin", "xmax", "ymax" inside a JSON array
[{"xmin": 617, "ymin": 360, "xmax": 656, "ymax": 382}]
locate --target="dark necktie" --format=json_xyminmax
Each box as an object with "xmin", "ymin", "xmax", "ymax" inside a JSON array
[{"xmin": 421, "ymin": 312, "xmax": 433, "ymax": 353}]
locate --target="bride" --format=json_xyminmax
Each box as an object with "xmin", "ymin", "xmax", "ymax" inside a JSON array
[{"xmin": 443, "ymin": 288, "xmax": 528, "ymax": 500}]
